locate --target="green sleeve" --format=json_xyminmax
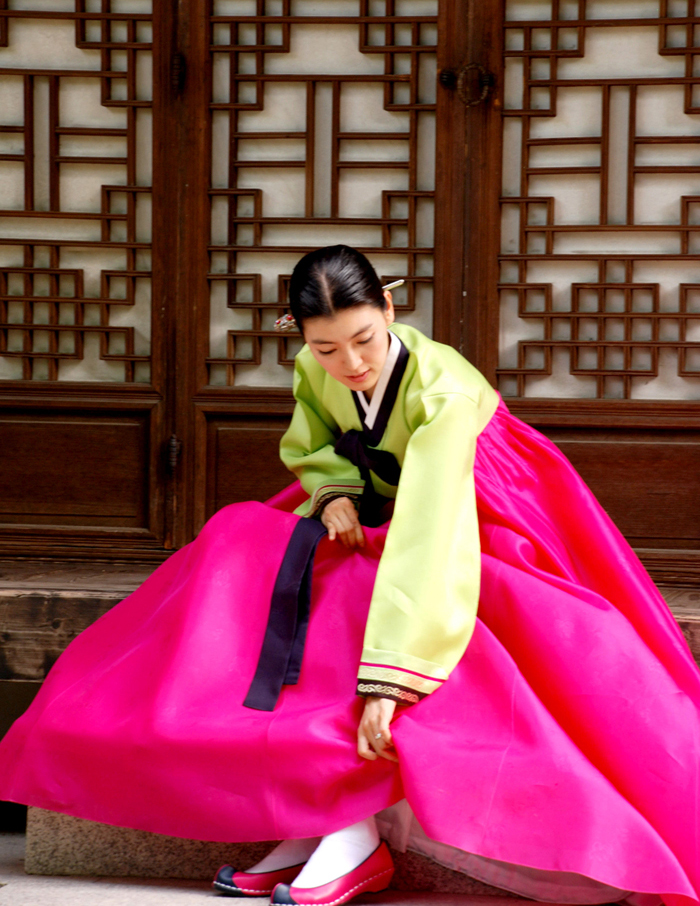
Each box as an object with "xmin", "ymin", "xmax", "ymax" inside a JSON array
[
  {"xmin": 356, "ymin": 391, "xmax": 482, "ymax": 704},
  {"xmin": 279, "ymin": 358, "xmax": 365, "ymax": 517}
]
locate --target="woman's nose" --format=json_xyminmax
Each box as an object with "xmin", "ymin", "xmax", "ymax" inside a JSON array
[{"xmin": 343, "ymin": 347, "xmax": 363, "ymax": 371}]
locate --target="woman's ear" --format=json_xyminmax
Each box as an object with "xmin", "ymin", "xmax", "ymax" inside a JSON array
[{"xmin": 383, "ymin": 291, "xmax": 395, "ymax": 326}]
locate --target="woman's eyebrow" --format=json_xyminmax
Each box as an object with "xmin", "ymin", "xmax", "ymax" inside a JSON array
[{"xmin": 310, "ymin": 324, "xmax": 373, "ymax": 345}]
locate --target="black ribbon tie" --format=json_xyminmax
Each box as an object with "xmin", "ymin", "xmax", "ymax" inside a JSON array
[
  {"xmin": 334, "ymin": 430, "xmax": 402, "ymax": 486},
  {"xmin": 334, "ymin": 430, "xmax": 401, "ymax": 524},
  {"xmin": 243, "ymin": 517, "xmax": 328, "ymax": 711}
]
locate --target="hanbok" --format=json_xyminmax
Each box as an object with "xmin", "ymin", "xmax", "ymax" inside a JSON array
[{"xmin": 0, "ymin": 324, "xmax": 699, "ymax": 906}]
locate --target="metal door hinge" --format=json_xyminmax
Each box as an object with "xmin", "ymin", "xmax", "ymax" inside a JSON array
[
  {"xmin": 168, "ymin": 435, "xmax": 182, "ymax": 473},
  {"xmin": 439, "ymin": 63, "xmax": 495, "ymax": 107},
  {"xmin": 171, "ymin": 52, "xmax": 186, "ymax": 93}
]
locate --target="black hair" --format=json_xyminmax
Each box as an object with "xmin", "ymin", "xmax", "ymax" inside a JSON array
[{"xmin": 288, "ymin": 245, "xmax": 385, "ymax": 330}]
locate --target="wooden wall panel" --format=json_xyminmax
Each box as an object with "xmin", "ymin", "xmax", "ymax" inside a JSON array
[
  {"xmin": 0, "ymin": 411, "xmax": 149, "ymax": 528},
  {"xmin": 541, "ymin": 428, "xmax": 700, "ymax": 549},
  {"xmin": 205, "ymin": 415, "xmax": 294, "ymax": 517},
  {"xmin": 0, "ymin": 593, "xmax": 119, "ymax": 681},
  {"xmin": 496, "ymin": 4, "xmax": 700, "ymax": 403}
]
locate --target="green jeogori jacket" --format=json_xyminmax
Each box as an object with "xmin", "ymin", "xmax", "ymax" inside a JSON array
[{"xmin": 280, "ymin": 323, "xmax": 499, "ymax": 704}]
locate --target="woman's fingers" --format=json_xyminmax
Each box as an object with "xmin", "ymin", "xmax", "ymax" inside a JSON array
[
  {"xmin": 357, "ymin": 731, "xmax": 377, "ymax": 761},
  {"xmin": 358, "ymin": 697, "xmax": 399, "ymax": 762},
  {"xmin": 376, "ymin": 720, "xmax": 399, "ymax": 762},
  {"xmin": 335, "ymin": 506, "xmax": 363, "ymax": 548},
  {"xmin": 372, "ymin": 736, "xmax": 399, "ymax": 762},
  {"xmin": 358, "ymin": 727, "xmax": 398, "ymax": 762},
  {"xmin": 334, "ymin": 512, "xmax": 355, "ymax": 546},
  {"xmin": 341, "ymin": 518, "xmax": 365, "ymax": 548},
  {"xmin": 378, "ymin": 720, "xmax": 393, "ymax": 749},
  {"xmin": 370, "ymin": 722, "xmax": 399, "ymax": 762},
  {"xmin": 366, "ymin": 731, "xmax": 399, "ymax": 763},
  {"xmin": 321, "ymin": 498, "xmax": 365, "ymax": 548},
  {"xmin": 353, "ymin": 521, "xmax": 365, "ymax": 548}
]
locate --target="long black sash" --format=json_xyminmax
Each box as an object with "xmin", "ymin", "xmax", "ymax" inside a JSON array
[
  {"xmin": 243, "ymin": 518, "xmax": 327, "ymax": 711},
  {"xmin": 243, "ymin": 431, "xmax": 402, "ymax": 711}
]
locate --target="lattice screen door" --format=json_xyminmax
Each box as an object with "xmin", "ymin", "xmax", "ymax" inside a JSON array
[
  {"xmin": 0, "ymin": 0, "xmax": 468, "ymax": 557},
  {"xmin": 485, "ymin": 0, "xmax": 700, "ymax": 583},
  {"xmin": 0, "ymin": 1, "xmax": 176, "ymax": 558},
  {"xmin": 0, "ymin": 0, "xmax": 697, "ymax": 581},
  {"xmin": 180, "ymin": 0, "xmax": 459, "ymax": 543}
]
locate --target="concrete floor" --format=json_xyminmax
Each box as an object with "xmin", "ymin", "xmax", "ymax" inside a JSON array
[{"xmin": 0, "ymin": 833, "xmax": 520, "ymax": 906}]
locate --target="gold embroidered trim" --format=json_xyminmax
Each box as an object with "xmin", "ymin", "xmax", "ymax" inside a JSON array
[
  {"xmin": 357, "ymin": 682, "xmax": 421, "ymax": 704},
  {"xmin": 358, "ymin": 664, "xmax": 443, "ymax": 695}
]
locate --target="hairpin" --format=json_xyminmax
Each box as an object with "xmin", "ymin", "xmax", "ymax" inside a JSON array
[
  {"xmin": 274, "ymin": 313, "xmax": 297, "ymax": 333},
  {"xmin": 273, "ymin": 279, "xmax": 406, "ymax": 333}
]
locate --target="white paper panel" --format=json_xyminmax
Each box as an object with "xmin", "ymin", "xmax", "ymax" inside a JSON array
[
  {"xmin": 499, "ymin": 0, "xmax": 700, "ymax": 400},
  {"xmin": 0, "ymin": 4, "xmax": 153, "ymax": 383},
  {"xmin": 208, "ymin": 0, "xmax": 438, "ymax": 387}
]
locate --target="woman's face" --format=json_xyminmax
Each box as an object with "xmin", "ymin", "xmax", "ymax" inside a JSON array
[{"xmin": 303, "ymin": 294, "xmax": 395, "ymax": 397}]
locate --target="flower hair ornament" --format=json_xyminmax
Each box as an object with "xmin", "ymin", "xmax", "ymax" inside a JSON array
[
  {"xmin": 273, "ymin": 313, "xmax": 297, "ymax": 333},
  {"xmin": 274, "ymin": 280, "xmax": 405, "ymax": 333}
]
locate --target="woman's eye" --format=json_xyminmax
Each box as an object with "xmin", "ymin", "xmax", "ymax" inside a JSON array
[
  {"xmin": 358, "ymin": 336, "xmax": 373, "ymax": 345},
  {"xmin": 318, "ymin": 348, "xmax": 335, "ymax": 356}
]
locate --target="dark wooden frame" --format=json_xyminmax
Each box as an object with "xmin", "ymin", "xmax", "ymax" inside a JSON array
[{"xmin": 434, "ymin": 0, "xmax": 504, "ymax": 379}]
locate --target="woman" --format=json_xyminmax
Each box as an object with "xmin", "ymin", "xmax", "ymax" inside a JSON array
[{"xmin": 1, "ymin": 246, "xmax": 699, "ymax": 906}]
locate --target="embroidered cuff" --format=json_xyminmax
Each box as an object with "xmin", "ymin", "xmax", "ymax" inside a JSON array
[
  {"xmin": 357, "ymin": 662, "xmax": 445, "ymax": 705},
  {"xmin": 306, "ymin": 482, "xmax": 364, "ymax": 519},
  {"xmin": 356, "ymin": 681, "xmax": 425, "ymax": 705}
]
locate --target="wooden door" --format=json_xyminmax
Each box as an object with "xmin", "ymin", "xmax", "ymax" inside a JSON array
[
  {"xmin": 1, "ymin": 0, "xmax": 696, "ymax": 583},
  {"xmin": 173, "ymin": 0, "xmax": 464, "ymax": 545},
  {"xmin": 458, "ymin": 0, "xmax": 700, "ymax": 585},
  {"xmin": 0, "ymin": 0, "xmax": 465, "ymax": 556},
  {"xmin": 0, "ymin": 1, "xmax": 178, "ymax": 559}
]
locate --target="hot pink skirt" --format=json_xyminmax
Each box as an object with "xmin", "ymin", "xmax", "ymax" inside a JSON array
[{"xmin": 1, "ymin": 402, "xmax": 699, "ymax": 906}]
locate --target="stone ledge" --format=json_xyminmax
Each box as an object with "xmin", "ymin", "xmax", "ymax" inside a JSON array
[
  {"xmin": 25, "ymin": 809, "xmax": 513, "ymax": 896},
  {"xmin": 0, "ymin": 560, "xmax": 156, "ymax": 682}
]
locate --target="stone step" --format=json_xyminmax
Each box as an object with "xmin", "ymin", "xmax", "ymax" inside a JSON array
[
  {"xmin": 0, "ymin": 561, "xmax": 156, "ymax": 682},
  {"xmin": 24, "ymin": 808, "xmax": 515, "ymax": 897},
  {"xmin": 1, "ymin": 832, "xmax": 528, "ymax": 906}
]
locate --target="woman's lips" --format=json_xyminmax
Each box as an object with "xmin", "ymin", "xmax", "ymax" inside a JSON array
[{"xmin": 346, "ymin": 370, "xmax": 370, "ymax": 383}]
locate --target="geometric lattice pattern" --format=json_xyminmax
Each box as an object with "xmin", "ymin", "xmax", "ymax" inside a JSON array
[
  {"xmin": 206, "ymin": 0, "xmax": 437, "ymax": 386},
  {"xmin": 0, "ymin": 3, "xmax": 153, "ymax": 382},
  {"xmin": 499, "ymin": 0, "xmax": 700, "ymax": 399}
]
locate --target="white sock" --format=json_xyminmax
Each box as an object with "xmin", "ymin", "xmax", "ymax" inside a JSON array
[
  {"xmin": 245, "ymin": 837, "xmax": 322, "ymax": 874},
  {"xmin": 292, "ymin": 817, "xmax": 380, "ymax": 889}
]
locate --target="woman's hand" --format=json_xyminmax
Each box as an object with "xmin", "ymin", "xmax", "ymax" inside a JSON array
[
  {"xmin": 357, "ymin": 696, "xmax": 399, "ymax": 763},
  {"xmin": 321, "ymin": 496, "xmax": 365, "ymax": 548}
]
